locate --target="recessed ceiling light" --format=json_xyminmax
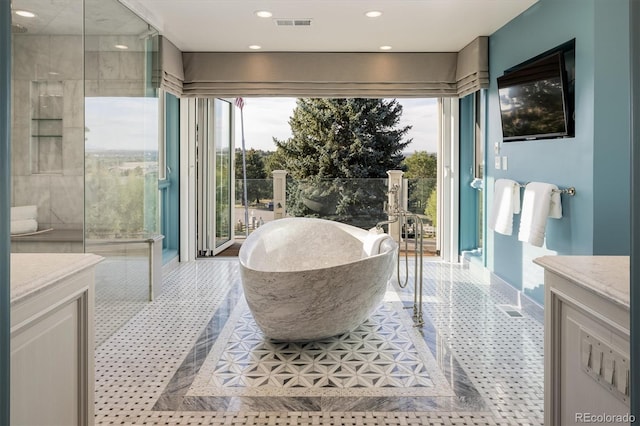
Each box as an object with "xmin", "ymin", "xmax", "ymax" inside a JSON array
[
  {"xmin": 114, "ymin": 44, "xmax": 129, "ymax": 50},
  {"xmin": 365, "ymin": 10, "xmax": 383, "ymax": 18},
  {"xmin": 379, "ymin": 45, "xmax": 392, "ymax": 51},
  {"xmin": 249, "ymin": 45, "xmax": 262, "ymax": 50},
  {"xmin": 255, "ymin": 10, "xmax": 272, "ymax": 18},
  {"xmin": 15, "ymin": 10, "xmax": 36, "ymax": 18}
]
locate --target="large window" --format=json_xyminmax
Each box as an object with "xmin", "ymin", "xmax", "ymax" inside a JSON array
[{"xmin": 85, "ymin": 97, "xmax": 159, "ymax": 239}]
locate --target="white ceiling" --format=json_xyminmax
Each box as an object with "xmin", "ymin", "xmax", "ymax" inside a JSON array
[
  {"xmin": 121, "ymin": 0, "xmax": 538, "ymax": 53},
  {"xmin": 12, "ymin": 0, "xmax": 151, "ymax": 36},
  {"xmin": 11, "ymin": 0, "xmax": 538, "ymax": 53}
]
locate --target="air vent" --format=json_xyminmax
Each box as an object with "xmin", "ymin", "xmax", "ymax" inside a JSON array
[
  {"xmin": 274, "ymin": 18, "xmax": 312, "ymax": 27},
  {"xmin": 497, "ymin": 305, "xmax": 524, "ymax": 318}
]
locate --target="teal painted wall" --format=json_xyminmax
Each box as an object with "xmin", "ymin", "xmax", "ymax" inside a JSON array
[
  {"xmin": 487, "ymin": 0, "xmax": 631, "ymax": 303},
  {"xmin": 592, "ymin": 0, "xmax": 631, "ymax": 255},
  {"xmin": 162, "ymin": 92, "xmax": 180, "ymax": 262},
  {"xmin": 459, "ymin": 94, "xmax": 478, "ymax": 252}
]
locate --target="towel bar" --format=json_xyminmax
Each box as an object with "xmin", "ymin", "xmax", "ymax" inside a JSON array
[
  {"xmin": 518, "ymin": 182, "xmax": 576, "ymax": 196},
  {"xmin": 555, "ymin": 186, "xmax": 576, "ymax": 196}
]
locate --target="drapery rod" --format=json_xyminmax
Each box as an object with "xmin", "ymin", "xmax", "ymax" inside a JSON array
[{"xmin": 517, "ymin": 182, "xmax": 576, "ymax": 196}]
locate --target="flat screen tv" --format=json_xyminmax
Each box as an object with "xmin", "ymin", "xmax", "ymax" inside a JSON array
[{"xmin": 497, "ymin": 52, "xmax": 571, "ymax": 142}]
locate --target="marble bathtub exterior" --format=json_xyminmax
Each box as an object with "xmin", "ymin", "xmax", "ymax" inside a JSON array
[{"xmin": 239, "ymin": 218, "xmax": 397, "ymax": 341}]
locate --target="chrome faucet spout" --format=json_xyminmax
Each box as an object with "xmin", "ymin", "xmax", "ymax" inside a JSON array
[{"xmin": 375, "ymin": 216, "xmax": 398, "ymax": 230}]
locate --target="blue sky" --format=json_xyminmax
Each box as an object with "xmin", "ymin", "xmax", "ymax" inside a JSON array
[
  {"xmin": 85, "ymin": 97, "xmax": 159, "ymax": 152},
  {"xmin": 238, "ymin": 98, "xmax": 438, "ymax": 154},
  {"xmin": 85, "ymin": 96, "xmax": 439, "ymax": 154}
]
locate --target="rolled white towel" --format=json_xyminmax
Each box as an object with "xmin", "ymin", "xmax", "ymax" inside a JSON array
[
  {"xmin": 11, "ymin": 205, "xmax": 38, "ymax": 221},
  {"xmin": 363, "ymin": 232, "xmax": 393, "ymax": 256},
  {"xmin": 11, "ymin": 219, "xmax": 38, "ymax": 235}
]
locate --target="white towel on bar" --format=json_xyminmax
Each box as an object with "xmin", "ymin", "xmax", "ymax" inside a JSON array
[
  {"xmin": 518, "ymin": 182, "xmax": 562, "ymax": 247},
  {"xmin": 488, "ymin": 178, "xmax": 521, "ymax": 236}
]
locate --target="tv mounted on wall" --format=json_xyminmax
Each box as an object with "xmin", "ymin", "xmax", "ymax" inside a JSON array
[{"xmin": 497, "ymin": 42, "xmax": 575, "ymax": 142}]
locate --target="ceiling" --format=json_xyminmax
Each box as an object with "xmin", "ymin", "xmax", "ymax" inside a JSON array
[
  {"xmin": 12, "ymin": 0, "xmax": 150, "ymax": 36},
  {"xmin": 121, "ymin": 0, "xmax": 538, "ymax": 53},
  {"xmin": 11, "ymin": 0, "xmax": 538, "ymax": 53}
]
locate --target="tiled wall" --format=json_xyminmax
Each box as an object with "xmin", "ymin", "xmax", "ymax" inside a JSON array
[
  {"xmin": 11, "ymin": 34, "xmax": 146, "ymax": 236},
  {"xmin": 84, "ymin": 35, "xmax": 147, "ymax": 97},
  {"xmin": 12, "ymin": 35, "xmax": 85, "ymax": 232}
]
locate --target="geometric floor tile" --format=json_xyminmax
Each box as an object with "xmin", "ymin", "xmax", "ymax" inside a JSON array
[{"xmin": 188, "ymin": 298, "xmax": 455, "ymax": 397}]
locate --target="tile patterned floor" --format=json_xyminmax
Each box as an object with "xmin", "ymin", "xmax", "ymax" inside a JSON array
[
  {"xmin": 188, "ymin": 300, "xmax": 453, "ymax": 398},
  {"xmin": 95, "ymin": 256, "xmax": 150, "ymax": 346},
  {"xmin": 95, "ymin": 258, "xmax": 544, "ymax": 425}
]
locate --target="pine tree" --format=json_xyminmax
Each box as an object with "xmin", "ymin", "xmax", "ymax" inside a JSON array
[{"xmin": 274, "ymin": 98, "xmax": 412, "ymax": 227}]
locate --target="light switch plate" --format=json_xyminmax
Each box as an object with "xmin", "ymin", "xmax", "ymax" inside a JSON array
[
  {"xmin": 580, "ymin": 328, "xmax": 630, "ymax": 403},
  {"xmin": 494, "ymin": 156, "xmax": 501, "ymax": 169},
  {"xmin": 591, "ymin": 345, "xmax": 603, "ymax": 375},
  {"xmin": 581, "ymin": 339, "xmax": 592, "ymax": 369},
  {"xmin": 502, "ymin": 156, "xmax": 508, "ymax": 170},
  {"xmin": 615, "ymin": 354, "xmax": 629, "ymax": 395},
  {"xmin": 603, "ymin": 351, "xmax": 615, "ymax": 385}
]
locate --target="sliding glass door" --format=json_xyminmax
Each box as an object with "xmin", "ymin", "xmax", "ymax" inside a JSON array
[
  {"xmin": 214, "ymin": 99, "xmax": 232, "ymax": 248},
  {"xmin": 196, "ymin": 98, "xmax": 234, "ymax": 256}
]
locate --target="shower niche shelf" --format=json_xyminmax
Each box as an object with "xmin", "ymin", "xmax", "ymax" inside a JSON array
[
  {"xmin": 30, "ymin": 81, "xmax": 64, "ymax": 175},
  {"xmin": 31, "ymin": 118, "xmax": 63, "ymax": 174},
  {"xmin": 31, "ymin": 118, "xmax": 63, "ymax": 137}
]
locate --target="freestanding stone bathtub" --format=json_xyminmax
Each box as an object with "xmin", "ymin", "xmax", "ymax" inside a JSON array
[{"xmin": 238, "ymin": 217, "xmax": 398, "ymax": 341}]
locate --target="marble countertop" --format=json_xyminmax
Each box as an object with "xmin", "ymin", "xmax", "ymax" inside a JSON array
[
  {"xmin": 11, "ymin": 253, "xmax": 103, "ymax": 305},
  {"xmin": 533, "ymin": 255, "xmax": 629, "ymax": 309}
]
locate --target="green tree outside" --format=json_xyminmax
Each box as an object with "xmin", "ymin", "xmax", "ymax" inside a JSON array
[
  {"xmin": 424, "ymin": 188, "xmax": 437, "ymax": 227},
  {"xmin": 85, "ymin": 154, "xmax": 156, "ymax": 238},
  {"xmin": 235, "ymin": 148, "xmax": 271, "ymax": 205},
  {"xmin": 402, "ymin": 151, "xmax": 437, "ymax": 222},
  {"xmin": 274, "ymin": 98, "xmax": 411, "ymax": 228}
]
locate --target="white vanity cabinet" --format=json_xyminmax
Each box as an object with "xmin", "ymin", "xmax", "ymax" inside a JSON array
[
  {"xmin": 535, "ymin": 256, "xmax": 631, "ymax": 426},
  {"xmin": 10, "ymin": 253, "xmax": 102, "ymax": 426}
]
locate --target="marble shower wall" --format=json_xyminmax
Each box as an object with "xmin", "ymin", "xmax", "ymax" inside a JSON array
[
  {"xmin": 12, "ymin": 35, "xmax": 85, "ymax": 232},
  {"xmin": 84, "ymin": 35, "xmax": 148, "ymax": 97},
  {"xmin": 11, "ymin": 34, "xmax": 147, "ymax": 235}
]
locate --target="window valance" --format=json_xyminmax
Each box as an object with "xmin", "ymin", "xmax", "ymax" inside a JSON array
[{"xmin": 156, "ymin": 36, "xmax": 488, "ymax": 98}]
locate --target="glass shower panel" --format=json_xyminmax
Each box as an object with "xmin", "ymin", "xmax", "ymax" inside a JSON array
[
  {"xmin": 84, "ymin": 0, "xmax": 159, "ymax": 345},
  {"xmin": 215, "ymin": 99, "xmax": 232, "ymax": 247}
]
